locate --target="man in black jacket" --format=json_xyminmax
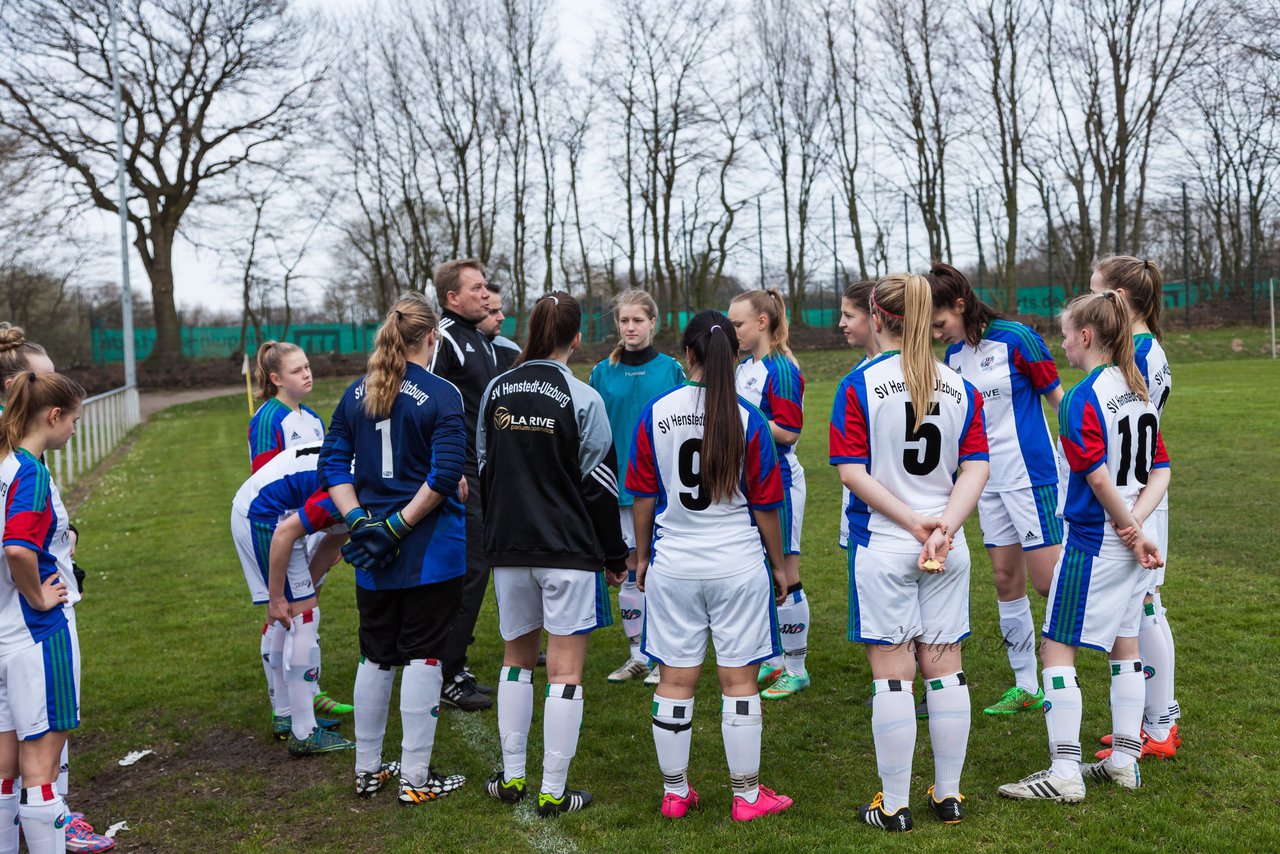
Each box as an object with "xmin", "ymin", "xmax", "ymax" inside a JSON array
[{"xmin": 429, "ymin": 258, "xmax": 500, "ymax": 711}]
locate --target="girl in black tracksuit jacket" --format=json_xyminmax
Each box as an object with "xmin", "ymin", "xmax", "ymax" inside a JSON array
[{"xmin": 477, "ymin": 291, "xmax": 628, "ymax": 818}]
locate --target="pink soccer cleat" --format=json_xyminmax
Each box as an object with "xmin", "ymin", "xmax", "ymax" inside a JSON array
[
  {"xmin": 730, "ymin": 786, "xmax": 793, "ymax": 822},
  {"xmin": 661, "ymin": 787, "xmax": 700, "ymax": 819}
]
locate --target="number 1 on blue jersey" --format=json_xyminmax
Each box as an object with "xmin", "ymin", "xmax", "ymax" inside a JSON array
[{"xmin": 375, "ymin": 418, "xmax": 394, "ymax": 478}]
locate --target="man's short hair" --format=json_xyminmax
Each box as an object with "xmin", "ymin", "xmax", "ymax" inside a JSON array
[{"xmin": 433, "ymin": 258, "xmax": 486, "ymax": 308}]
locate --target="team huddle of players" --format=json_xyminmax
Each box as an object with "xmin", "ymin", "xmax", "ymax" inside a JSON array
[{"xmin": 227, "ymin": 253, "xmax": 1178, "ymax": 830}]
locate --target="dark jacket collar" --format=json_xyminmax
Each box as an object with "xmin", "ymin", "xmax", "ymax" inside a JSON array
[{"xmin": 619, "ymin": 345, "xmax": 658, "ymax": 366}]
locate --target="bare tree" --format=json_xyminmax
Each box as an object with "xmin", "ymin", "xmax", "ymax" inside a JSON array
[
  {"xmin": 0, "ymin": 0, "xmax": 323, "ymax": 364},
  {"xmin": 874, "ymin": 0, "xmax": 963, "ymax": 264},
  {"xmin": 753, "ymin": 0, "xmax": 829, "ymax": 318},
  {"xmin": 820, "ymin": 0, "xmax": 871, "ymax": 281}
]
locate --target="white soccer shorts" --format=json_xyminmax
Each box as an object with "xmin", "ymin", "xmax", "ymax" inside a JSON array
[
  {"xmin": 641, "ymin": 563, "xmax": 780, "ymax": 668},
  {"xmin": 0, "ymin": 624, "xmax": 79, "ymax": 740},
  {"xmin": 846, "ymin": 541, "xmax": 972, "ymax": 646},
  {"xmin": 979, "ymin": 485, "xmax": 1064, "ymax": 550},
  {"xmin": 1042, "ymin": 543, "xmax": 1151, "ymax": 652},
  {"xmin": 619, "ymin": 506, "xmax": 636, "ymax": 552},
  {"xmin": 1144, "ymin": 508, "xmax": 1169, "ymax": 592},
  {"xmin": 231, "ymin": 510, "xmax": 316, "ymax": 605},
  {"xmin": 493, "ymin": 567, "xmax": 612, "ymax": 640}
]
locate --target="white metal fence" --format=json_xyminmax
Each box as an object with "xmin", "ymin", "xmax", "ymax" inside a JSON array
[{"xmin": 47, "ymin": 385, "xmax": 141, "ymax": 489}]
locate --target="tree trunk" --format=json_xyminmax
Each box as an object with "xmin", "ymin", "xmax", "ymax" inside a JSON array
[{"xmin": 142, "ymin": 226, "xmax": 182, "ymax": 364}]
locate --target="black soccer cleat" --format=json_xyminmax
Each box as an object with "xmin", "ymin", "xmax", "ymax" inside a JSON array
[
  {"xmin": 860, "ymin": 792, "xmax": 913, "ymax": 832},
  {"xmin": 536, "ymin": 788, "xmax": 593, "ymax": 817},
  {"xmin": 926, "ymin": 786, "xmax": 964, "ymax": 824},
  {"xmin": 485, "ymin": 773, "xmax": 527, "ymax": 804}
]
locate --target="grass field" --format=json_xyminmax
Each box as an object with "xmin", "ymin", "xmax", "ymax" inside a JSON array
[{"xmin": 66, "ymin": 331, "xmax": 1279, "ymax": 852}]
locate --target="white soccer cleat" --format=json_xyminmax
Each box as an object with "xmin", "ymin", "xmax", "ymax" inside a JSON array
[
  {"xmin": 607, "ymin": 657, "xmax": 649, "ymax": 683},
  {"xmin": 997, "ymin": 768, "xmax": 1086, "ymax": 803},
  {"xmin": 1083, "ymin": 758, "xmax": 1142, "ymax": 790},
  {"xmin": 644, "ymin": 664, "xmax": 661, "ymax": 686}
]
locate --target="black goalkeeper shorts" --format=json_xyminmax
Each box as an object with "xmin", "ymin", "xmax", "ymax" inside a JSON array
[{"xmin": 356, "ymin": 575, "xmax": 464, "ymax": 666}]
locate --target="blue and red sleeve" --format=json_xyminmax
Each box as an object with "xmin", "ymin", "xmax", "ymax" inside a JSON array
[
  {"xmin": 958, "ymin": 385, "xmax": 990, "ymax": 463},
  {"xmin": 763, "ymin": 357, "xmax": 804, "ymax": 434},
  {"xmin": 1011, "ymin": 329, "xmax": 1060, "ymax": 394},
  {"xmin": 2, "ymin": 462, "xmax": 53, "ymax": 551},
  {"xmin": 828, "ymin": 374, "xmax": 870, "ymax": 465},
  {"xmin": 299, "ymin": 489, "xmax": 341, "ymax": 535},
  {"xmin": 248, "ymin": 406, "xmax": 286, "ymax": 473},
  {"xmin": 1059, "ymin": 392, "xmax": 1107, "ymax": 474},
  {"xmin": 625, "ymin": 406, "xmax": 660, "ymax": 498},
  {"xmin": 744, "ymin": 410, "xmax": 783, "ymax": 509},
  {"xmin": 1152, "ymin": 430, "xmax": 1171, "ymax": 470}
]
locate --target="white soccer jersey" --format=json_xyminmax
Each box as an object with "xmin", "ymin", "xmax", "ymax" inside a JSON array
[
  {"xmin": 829, "ymin": 353, "xmax": 989, "ymax": 554},
  {"xmin": 1134, "ymin": 334, "xmax": 1171, "ymax": 512},
  {"xmin": 1059, "ymin": 366, "xmax": 1170, "ymax": 557},
  {"xmin": 49, "ymin": 480, "xmax": 80, "ymax": 608},
  {"xmin": 626, "ymin": 384, "xmax": 783, "ymax": 579},
  {"xmin": 943, "ymin": 319, "xmax": 1060, "ymax": 491},
  {"xmin": 0, "ymin": 450, "xmax": 71, "ymax": 655}
]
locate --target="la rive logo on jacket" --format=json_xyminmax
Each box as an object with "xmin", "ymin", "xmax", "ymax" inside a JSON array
[{"xmin": 493, "ymin": 406, "xmax": 557, "ymax": 434}]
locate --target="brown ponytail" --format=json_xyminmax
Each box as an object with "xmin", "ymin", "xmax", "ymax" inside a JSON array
[
  {"xmin": 682, "ymin": 310, "xmax": 744, "ymax": 503},
  {"xmin": 364, "ymin": 293, "xmax": 438, "ymax": 419},
  {"xmin": 1063, "ymin": 291, "xmax": 1149, "ymax": 401},
  {"xmin": 843, "ymin": 280, "xmax": 874, "ymax": 312},
  {"xmin": 0, "ymin": 324, "xmax": 49, "ymax": 400},
  {"xmin": 926, "ymin": 261, "xmax": 1002, "ymax": 346},
  {"xmin": 730, "ymin": 289, "xmax": 795, "ymax": 364},
  {"xmin": 873, "ymin": 273, "xmax": 939, "ymax": 430},
  {"xmin": 517, "ymin": 292, "xmax": 581, "ymax": 366},
  {"xmin": 607, "ymin": 289, "xmax": 660, "ymax": 365},
  {"xmin": 1092, "ymin": 255, "xmax": 1164, "ymax": 342},
  {"xmin": 0, "ymin": 372, "xmax": 85, "ymax": 455}
]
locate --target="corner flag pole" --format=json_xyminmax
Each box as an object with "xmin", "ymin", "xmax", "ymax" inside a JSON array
[{"xmin": 242, "ymin": 353, "xmax": 256, "ymax": 415}]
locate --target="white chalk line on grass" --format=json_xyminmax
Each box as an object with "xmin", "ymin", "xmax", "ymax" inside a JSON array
[{"xmin": 447, "ymin": 708, "xmax": 583, "ymax": 854}]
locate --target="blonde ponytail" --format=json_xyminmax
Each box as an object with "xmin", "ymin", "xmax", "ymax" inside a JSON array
[
  {"xmin": 1063, "ymin": 291, "xmax": 1149, "ymax": 401},
  {"xmin": 873, "ymin": 273, "xmax": 938, "ymax": 430},
  {"xmin": 364, "ymin": 293, "xmax": 438, "ymax": 419}
]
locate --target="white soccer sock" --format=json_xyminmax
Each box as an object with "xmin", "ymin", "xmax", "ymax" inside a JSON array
[
  {"xmin": 1138, "ymin": 603, "xmax": 1173, "ymax": 741},
  {"xmin": 652, "ymin": 694, "xmax": 694, "ymax": 797},
  {"xmin": 310, "ymin": 635, "xmax": 323, "ymax": 703},
  {"xmin": 543, "ymin": 684, "xmax": 584, "ymax": 798},
  {"xmin": 998, "ymin": 597, "xmax": 1039, "ymax": 694},
  {"xmin": 778, "ymin": 584, "xmax": 810, "ymax": 676},
  {"xmin": 0, "ymin": 779, "xmax": 17, "ymax": 854},
  {"xmin": 1043, "ymin": 666, "xmax": 1082, "ymax": 778},
  {"xmin": 18, "ymin": 785, "xmax": 66, "ymax": 854},
  {"xmin": 1155, "ymin": 592, "xmax": 1180, "ymax": 721},
  {"xmin": 353, "ymin": 657, "xmax": 395, "ymax": 774},
  {"xmin": 497, "ymin": 666, "xmax": 533, "ymax": 781},
  {"xmin": 260, "ymin": 622, "xmax": 278, "ymax": 713},
  {"xmin": 722, "ymin": 694, "xmax": 762, "ymax": 804},
  {"xmin": 284, "ymin": 609, "xmax": 321, "ymax": 740},
  {"xmin": 269, "ymin": 622, "xmax": 289, "ymax": 717},
  {"xmin": 56, "ymin": 742, "xmax": 68, "ymax": 799},
  {"xmin": 871, "ymin": 679, "xmax": 916, "ymax": 813},
  {"xmin": 1109, "ymin": 659, "xmax": 1145, "ymax": 769},
  {"xmin": 925, "ymin": 672, "xmax": 970, "ymax": 800},
  {"xmin": 400, "ymin": 659, "xmax": 445, "ymax": 786},
  {"xmin": 619, "ymin": 579, "xmax": 645, "ymax": 661}
]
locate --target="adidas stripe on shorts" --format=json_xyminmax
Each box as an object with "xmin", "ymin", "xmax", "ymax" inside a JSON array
[
  {"xmin": 978, "ymin": 484, "xmax": 1063, "ymax": 550},
  {"xmin": 0, "ymin": 623, "xmax": 79, "ymax": 740},
  {"xmin": 231, "ymin": 510, "xmax": 316, "ymax": 605},
  {"xmin": 493, "ymin": 567, "xmax": 613, "ymax": 640},
  {"xmin": 1042, "ymin": 542, "xmax": 1150, "ymax": 652}
]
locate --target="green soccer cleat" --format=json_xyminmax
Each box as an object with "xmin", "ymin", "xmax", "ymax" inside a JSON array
[
  {"xmin": 757, "ymin": 661, "xmax": 783, "ymax": 688},
  {"xmin": 762, "ymin": 669, "xmax": 810, "ymax": 700},
  {"xmin": 288, "ymin": 726, "xmax": 355, "ymax": 757},
  {"xmin": 273, "ymin": 714, "xmax": 340, "ymax": 740},
  {"xmin": 314, "ymin": 691, "xmax": 354, "ymax": 716},
  {"xmin": 983, "ymin": 686, "xmax": 1045, "ymax": 715}
]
